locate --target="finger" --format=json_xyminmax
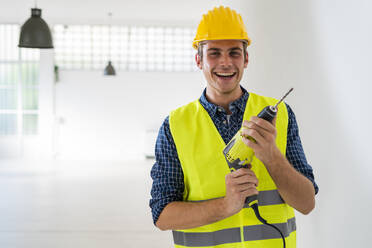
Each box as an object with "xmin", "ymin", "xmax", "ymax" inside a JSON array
[
  {"xmin": 250, "ymin": 116, "xmax": 276, "ymax": 134},
  {"xmin": 241, "ymin": 128, "xmax": 265, "ymax": 145},
  {"xmin": 233, "ymin": 175, "xmax": 258, "ymax": 186},
  {"xmin": 242, "ymin": 136, "xmax": 259, "ymax": 150},
  {"xmin": 236, "ymin": 183, "xmax": 258, "ymax": 193},
  {"xmin": 231, "ymin": 168, "xmax": 256, "ymax": 177},
  {"xmin": 242, "ymin": 120, "xmax": 249, "ymax": 127},
  {"xmin": 241, "ymin": 187, "xmax": 259, "ymax": 196},
  {"xmin": 242, "ymin": 122, "xmax": 270, "ymax": 139},
  {"xmin": 241, "ymin": 126, "xmax": 267, "ymax": 142},
  {"xmin": 238, "ymin": 181, "xmax": 258, "ymax": 188}
]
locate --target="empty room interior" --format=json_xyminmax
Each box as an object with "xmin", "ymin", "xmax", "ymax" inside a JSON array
[{"xmin": 0, "ymin": 0, "xmax": 371, "ymax": 247}]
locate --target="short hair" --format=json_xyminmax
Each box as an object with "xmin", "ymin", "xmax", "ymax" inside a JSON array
[{"xmin": 197, "ymin": 41, "xmax": 248, "ymax": 61}]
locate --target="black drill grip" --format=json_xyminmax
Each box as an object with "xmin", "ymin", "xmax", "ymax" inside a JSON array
[
  {"xmin": 245, "ymin": 194, "xmax": 258, "ymax": 205},
  {"xmin": 257, "ymin": 106, "xmax": 277, "ymax": 123}
]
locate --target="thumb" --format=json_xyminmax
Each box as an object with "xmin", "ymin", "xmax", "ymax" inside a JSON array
[{"xmin": 272, "ymin": 116, "xmax": 277, "ymax": 127}]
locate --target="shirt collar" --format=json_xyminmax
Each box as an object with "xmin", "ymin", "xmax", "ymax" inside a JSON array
[{"xmin": 199, "ymin": 86, "xmax": 249, "ymax": 117}]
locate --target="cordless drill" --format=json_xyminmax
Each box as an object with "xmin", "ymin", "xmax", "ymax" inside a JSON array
[
  {"xmin": 222, "ymin": 88, "xmax": 293, "ymax": 206},
  {"xmin": 222, "ymin": 88, "xmax": 294, "ymax": 248}
]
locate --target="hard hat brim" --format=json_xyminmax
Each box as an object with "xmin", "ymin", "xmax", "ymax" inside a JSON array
[{"xmin": 193, "ymin": 37, "xmax": 251, "ymax": 49}]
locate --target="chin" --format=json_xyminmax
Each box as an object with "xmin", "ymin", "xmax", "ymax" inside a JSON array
[{"xmin": 217, "ymin": 83, "xmax": 240, "ymax": 94}]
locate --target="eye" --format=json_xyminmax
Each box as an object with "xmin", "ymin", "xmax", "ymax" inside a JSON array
[
  {"xmin": 230, "ymin": 51, "xmax": 242, "ymax": 57},
  {"xmin": 208, "ymin": 52, "xmax": 220, "ymax": 56}
]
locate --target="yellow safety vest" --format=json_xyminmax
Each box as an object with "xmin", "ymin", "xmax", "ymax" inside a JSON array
[{"xmin": 169, "ymin": 92, "xmax": 296, "ymax": 248}]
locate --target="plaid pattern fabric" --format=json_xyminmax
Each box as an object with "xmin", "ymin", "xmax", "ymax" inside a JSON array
[{"xmin": 150, "ymin": 87, "xmax": 318, "ymax": 224}]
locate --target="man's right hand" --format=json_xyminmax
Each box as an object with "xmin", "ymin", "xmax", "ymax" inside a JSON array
[
  {"xmin": 223, "ymin": 167, "xmax": 259, "ymax": 216},
  {"xmin": 156, "ymin": 167, "xmax": 259, "ymax": 230}
]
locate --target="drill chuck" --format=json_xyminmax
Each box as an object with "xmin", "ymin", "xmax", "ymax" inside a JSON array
[{"xmin": 257, "ymin": 105, "xmax": 277, "ymax": 122}]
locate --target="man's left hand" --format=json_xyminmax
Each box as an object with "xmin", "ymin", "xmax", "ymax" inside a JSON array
[{"xmin": 241, "ymin": 116, "xmax": 282, "ymax": 166}]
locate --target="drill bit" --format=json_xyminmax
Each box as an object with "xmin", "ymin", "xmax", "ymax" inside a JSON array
[{"xmin": 274, "ymin": 88, "xmax": 294, "ymax": 109}]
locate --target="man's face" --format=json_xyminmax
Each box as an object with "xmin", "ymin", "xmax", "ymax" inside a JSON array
[{"xmin": 196, "ymin": 40, "xmax": 248, "ymax": 96}]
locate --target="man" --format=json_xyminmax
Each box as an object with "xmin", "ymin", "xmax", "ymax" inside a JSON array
[{"xmin": 150, "ymin": 6, "xmax": 318, "ymax": 248}]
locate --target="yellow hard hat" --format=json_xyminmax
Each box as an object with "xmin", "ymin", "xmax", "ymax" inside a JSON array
[{"xmin": 193, "ymin": 6, "xmax": 251, "ymax": 49}]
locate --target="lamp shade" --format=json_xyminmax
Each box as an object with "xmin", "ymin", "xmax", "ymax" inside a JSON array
[
  {"xmin": 104, "ymin": 61, "xmax": 116, "ymax": 76},
  {"xmin": 19, "ymin": 8, "xmax": 54, "ymax": 48}
]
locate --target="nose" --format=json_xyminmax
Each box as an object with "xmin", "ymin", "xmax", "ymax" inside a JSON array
[{"xmin": 219, "ymin": 53, "xmax": 232, "ymax": 68}]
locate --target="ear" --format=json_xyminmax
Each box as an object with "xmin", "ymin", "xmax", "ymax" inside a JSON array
[
  {"xmin": 195, "ymin": 53, "xmax": 203, "ymax": 70},
  {"xmin": 244, "ymin": 51, "xmax": 249, "ymax": 68}
]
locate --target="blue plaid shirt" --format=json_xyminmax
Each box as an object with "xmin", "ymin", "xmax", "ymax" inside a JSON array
[{"xmin": 150, "ymin": 87, "xmax": 318, "ymax": 224}]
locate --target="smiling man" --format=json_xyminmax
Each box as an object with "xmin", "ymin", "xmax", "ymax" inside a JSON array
[
  {"xmin": 197, "ymin": 39, "xmax": 248, "ymax": 113},
  {"xmin": 150, "ymin": 6, "xmax": 318, "ymax": 248}
]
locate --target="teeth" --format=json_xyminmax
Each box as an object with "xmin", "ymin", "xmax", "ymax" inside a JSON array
[{"xmin": 215, "ymin": 72, "xmax": 235, "ymax": 76}]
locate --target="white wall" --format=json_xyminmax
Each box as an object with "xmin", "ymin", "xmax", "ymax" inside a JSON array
[
  {"xmin": 239, "ymin": 1, "xmax": 371, "ymax": 247},
  {"xmin": 1, "ymin": 0, "xmax": 247, "ymax": 26},
  {"xmin": 55, "ymin": 71, "xmax": 204, "ymax": 160}
]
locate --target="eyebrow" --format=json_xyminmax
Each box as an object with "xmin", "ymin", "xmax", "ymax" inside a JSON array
[{"xmin": 207, "ymin": 47, "xmax": 243, "ymax": 52}]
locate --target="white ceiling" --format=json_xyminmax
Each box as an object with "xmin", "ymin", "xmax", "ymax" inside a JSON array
[{"xmin": 2, "ymin": 0, "xmax": 249, "ymax": 26}]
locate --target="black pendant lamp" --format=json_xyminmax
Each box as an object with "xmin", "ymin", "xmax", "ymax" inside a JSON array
[
  {"xmin": 104, "ymin": 12, "xmax": 116, "ymax": 76},
  {"xmin": 104, "ymin": 61, "xmax": 116, "ymax": 75},
  {"xmin": 19, "ymin": 3, "xmax": 53, "ymax": 49}
]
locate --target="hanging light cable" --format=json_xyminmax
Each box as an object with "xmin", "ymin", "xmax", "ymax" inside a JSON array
[
  {"xmin": 19, "ymin": 0, "xmax": 54, "ymax": 48},
  {"xmin": 104, "ymin": 12, "xmax": 116, "ymax": 76}
]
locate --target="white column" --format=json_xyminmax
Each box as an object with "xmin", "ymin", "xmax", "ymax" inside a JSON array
[{"xmin": 36, "ymin": 49, "xmax": 55, "ymax": 159}]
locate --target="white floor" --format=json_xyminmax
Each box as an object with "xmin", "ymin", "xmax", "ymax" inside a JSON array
[{"xmin": 0, "ymin": 159, "xmax": 173, "ymax": 248}]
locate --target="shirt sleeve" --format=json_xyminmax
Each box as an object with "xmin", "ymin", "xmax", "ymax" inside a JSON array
[
  {"xmin": 149, "ymin": 116, "xmax": 185, "ymax": 225},
  {"xmin": 285, "ymin": 104, "xmax": 319, "ymax": 194}
]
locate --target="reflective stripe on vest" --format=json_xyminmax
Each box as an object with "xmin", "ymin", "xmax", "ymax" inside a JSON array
[
  {"xmin": 189, "ymin": 189, "xmax": 284, "ymax": 207},
  {"xmin": 173, "ymin": 217, "xmax": 296, "ymax": 247},
  {"xmin": 169, "ymin": 92, "xmax": 295, "ymax": 248},
  {"xmin": 244, "ymin": 189, "xmax": 284, "ymax": 207}
]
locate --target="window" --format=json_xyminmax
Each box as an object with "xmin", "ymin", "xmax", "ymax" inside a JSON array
[
  {"xmin": 0, "ymin": 24, "xmax": 39, "ymax": 136},
  {"xmin": 54, "ymin": 25, "xmax": 197, "ymax": 72}
]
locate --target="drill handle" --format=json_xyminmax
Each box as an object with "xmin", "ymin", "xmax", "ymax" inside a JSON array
[{"xmin": 245, "ymin": 194, "xmax": 258, "ymax": 207}]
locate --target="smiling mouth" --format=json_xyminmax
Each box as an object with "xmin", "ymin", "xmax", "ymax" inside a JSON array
[{"xmin": 214, "ymin": 72, "xmax": 237, "ymax": 79}]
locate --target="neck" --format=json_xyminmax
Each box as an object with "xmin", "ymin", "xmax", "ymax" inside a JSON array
[{"xmin": 205, "ymin": 86, "xmax": 243, "ymax": 114}]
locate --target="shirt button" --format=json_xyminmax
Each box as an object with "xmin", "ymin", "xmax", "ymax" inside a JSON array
[
  {"xmin": 223, "ymin": 120, "xmax": 227, "ymax": 125},
  {"xmin": 218, "ymin": 108, "xmax": 223, "ymax": 112}
]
